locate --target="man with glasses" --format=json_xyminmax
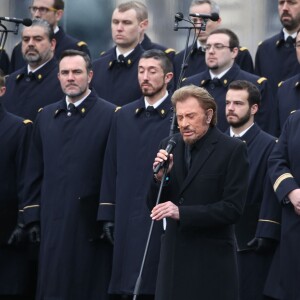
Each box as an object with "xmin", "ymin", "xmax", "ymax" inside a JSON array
[
  {"xmin": 255, "ymin": 0, "xmax": 300, "ymax": 92},
  {"xmin": 9, "ymin": 0, "xmax": 90, "ymax": 73},
  {"xmin": 173, "ymin": 0, "xmax": 254, "ymax": 88},
  {"xmin": 275, "ymin": 29, "xmax": 300, "ymax": 135},
  {"xmin": 182, "ymin": 28, "xmax": 275, "ymax": 135}
]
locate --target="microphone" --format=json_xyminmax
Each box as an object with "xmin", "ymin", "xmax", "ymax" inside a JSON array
[
  {"xmin": 189, "ymin": 12, "xmax": 219, "ymax": 21},
  {"xmin": 153, "ymin": 138, "xmax": 177, "ymax": 174},
  {"xmin": 174, "ymin": 12, "xmax": 184, "ymax": 31},
  {"xmin": 0, "ymin": 16, "xmax": 33, "ymax": 26}
]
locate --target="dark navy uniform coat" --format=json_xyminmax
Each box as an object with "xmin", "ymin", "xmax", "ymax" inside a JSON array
[
  {"xmin": 173, "ymin": 45, "xmax": 254, "ymax": 88},
  {"xmin": 9, "ymin": 27, "xmax": 90, "ymax": 73},
  {"xmin": 141, "ymin": 34, "xmax": 176, "ymax": 61},
  {"xmin": 255, "ymin": 31, "xmax": 300, "ymax": 92},
  {"xmin": 268, "ymin": 110, "xmax": 300, "ymax": 300},
  {"xmin": 22, "ymin": 91, "xmax": 116, "ymax": 300},
  {"xmin": 98, "ymin": 95, "xmax": 173, "ymax": 295},
  {"xmin": 182, "ymin": 63, "xmax": 274, "ymax": 134},
  {"xmin": 276, "ymin": 73, "xmax": 300, "ymax": 135},
  {"xmin": 226, "ymin": 124, "xmax": 280, "ymax": 300},
  {"xmin": 148, "ymin": 127, "xmax": 249, "ymax": 300},
  {"xmin": 91, "ymin": 45, "xmax": 144, "ymax": 106},
  {"xmin": 0, "ymin": 104, "xmax": 32, "ymax": 295},
  {"xmin": 2, "ymin": 58, "xmax": 64, "ymax": 121}
]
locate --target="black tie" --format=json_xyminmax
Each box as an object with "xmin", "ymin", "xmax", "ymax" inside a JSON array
[
  {"xmin": 145, "ymin": 105, "xmax": 155, "ymax": 117},
  {"xmin": 118, "ymin": 54, "xmax": 126, "ymax": 65},
  {"xmin": 67, "ymin": 103, "xmax": 76, "ymax": 116},
  {"xmin": 25, "ymin": 71, "xmax": 35, "ymax": 82},
  {"xmin": 209, "ymin": 77, "xmax": 221, "ymax": 89},
  {"xmin": 285, "ymin": 36, "xmax": 295, "ymax": 48}
]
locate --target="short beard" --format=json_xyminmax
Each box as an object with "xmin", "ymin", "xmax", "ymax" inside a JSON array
[
  {"xmin": 228, "ymin": 111, "xmax": 251, "ymax": 128},
  {"xmin": 142, "ymin": 82, "xmax": 165, "ymax": 98}
]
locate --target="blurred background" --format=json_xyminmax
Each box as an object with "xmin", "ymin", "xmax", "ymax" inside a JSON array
[{"xmin": 1, "ymin": 0, "xmax": 280, "ymax": 61}]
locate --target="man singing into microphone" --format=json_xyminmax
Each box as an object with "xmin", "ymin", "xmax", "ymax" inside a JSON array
[{"xmin": 148, "ymin": 84, "xmax": 249, "ymax": 300}]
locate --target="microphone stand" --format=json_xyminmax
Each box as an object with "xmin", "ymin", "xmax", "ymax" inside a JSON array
[
  {"xmin": 169, "ymin": 19, "xmax": 208, "ymax": 136},
  {"xmin": 132, "ymin": 162, "xmax": 170, "ymax": 300},
  {"xmin": 0, "ymin": 21, "xmax": 21, "ymax": 65}
]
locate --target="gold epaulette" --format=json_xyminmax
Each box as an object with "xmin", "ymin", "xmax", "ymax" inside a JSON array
[
  {"xmin": 165, "ymin": 48, "xmax": 176, "ymax": 54},
  {"xmin": 77, "ymin": 41, "xmax": 87, "ymax": 47},
  {"xmin": 257, "ymin": 77, "xmax": 267, "ymax": 84},
  {"xmin": 23, "ymin": 119, "xmax": 33, "ymax": 124}
]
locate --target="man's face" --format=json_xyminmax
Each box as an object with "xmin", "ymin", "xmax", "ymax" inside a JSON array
[
  {"xmin": 176, "ymin": 96, "xmax": 212, "ymax": 145},
  {"xmin": 22, "ymin": 25, "xmax": 55, "ymax": 66},
  {"xmin": 205, "ymin": 33, "xmax": 237, "ymax": 73},
  {"xmin": 278, "ymin": 0, "xmax": 300, "ymax": 32},
  {"xmin": 31, "ymin": 0, "xmax": 62, "ymax": 27},
  {"xmin": 225, "ymin": 89, "xmax": 256, "ymax": 128},
  {"xmin": 58, "ymin": 55, "xmax": 93, "ymax": 103},
  {"xmin": 111, "ymin": 8, "xmax": 142, "ymax": 50},
  {"xmin": 189, "ymin": 3, "xmax": 220, "ymax": 44},
  {"xmin": 138, "ymin": 57, "xmax": 172, "ymax": 98}
]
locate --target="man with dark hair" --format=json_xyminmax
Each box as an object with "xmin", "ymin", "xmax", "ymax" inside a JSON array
[
  {"xmin": 225, "ymin": 80, "xmax": 280, "ymax": 300},
  {"xmin": 22, "ymin": 50, "xmax": 116, "ymax": 300},
  {"xmin": 98, "ymin": 49, "xmax": 173, "ymax": 300},
  {"xmin": 182, "ymin": 28, "xmax": 274, "ymax": 134},
  {"xmin": 10, "ymin": 0, "xmax": 90, "ymax": 73},
  {"xmin": 91, "ymin": 1, "xmax": 147, "ymax": 106},
  {"xmin": 255, "ymin": 0, "xmax": 300, "ymax": 92},
  {"xmin": 0, "ymin": 70, "xmax": 33, "ymax": 300},
  {"xmin": 2, "ymin": 19, "xmax": 64, "ymax": 121},
  {"xmin": 173, "ymin": 0, "xmax": 253, "ymax": 87},
  {"xmin": 149, "ymin": 84, "xmax": 249, "ymax": 300}
]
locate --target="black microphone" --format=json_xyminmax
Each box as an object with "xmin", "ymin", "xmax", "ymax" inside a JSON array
[
  {"xmin": 174, "ymin": 12, "xmax": 184, "ymax": 31},
  {"xmin": 189, "ymin": 12, "xmax": 219, "ymax": 21},
  {"xmin": 0, "ymin": 16, "xmax": 32, "ymax": 26},
  {"xmin": 153, "ymin": 138, "xmax": 177, "ymax": 174}
]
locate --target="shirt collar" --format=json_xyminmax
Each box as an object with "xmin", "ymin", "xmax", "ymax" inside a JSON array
[
  {"xmin": 144, "ymin": 91, "xmax": 169, "ymax": 109},
  {"xmin": 65, "ymin": 89, "xmax": 91, "ymax": 107},
  {"xmin": 116, "ymin": 47, "xmax": 134, "ymax": 58},
  {"xmin": 230, "ymin": 123, "xmax": 254, "ymax": 137},
  {"xmin": 209, "ymin": 66, "xmax": 232, "ymax": 79},
  {"xmin": 27, "ymin": 59, "xmax": 51, "ymax": 73},
  {"xmin": 282, "ymin": 28, "xmax": 297, "ymax": 41}
]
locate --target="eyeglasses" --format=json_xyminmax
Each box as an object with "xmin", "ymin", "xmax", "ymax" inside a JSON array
[
  {"xmin": 204, "ymin": 43, "xmax": 233, "ymax": 51},
  {"xmin": 29, "ymin": 6, "xmax": 58, "ymax": 14}
]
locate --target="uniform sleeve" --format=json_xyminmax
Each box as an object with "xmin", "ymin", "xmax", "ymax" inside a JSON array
[
  {"xmin": 97, "ymin": 111, "xmax": 118, "ymax": 221},
  {"xmin": 23, "ymin": 115, "xmax": 44, "ymax": 225},
  {"xmin": 268, "ymin": 116, "xmax": 299, "ymax": 203}
]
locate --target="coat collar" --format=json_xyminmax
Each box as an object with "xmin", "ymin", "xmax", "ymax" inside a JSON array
[
  {"xmin": 53, "ymin": 90, "xmax": 97, "ymax": 118},
  {"xmin": 173, "ymin": 127, "xmax": 220, "ymax": 193},
  {"xmin": 199, "ymin": 63, "xmax": 240, "ymax": 88},
  {"xmin": 134, "ymin": 95, "xmax": 173, "ymax": 118},
  {"xmin": 15, "ymin": 58, "xmax": 58, "ymax": 83},
  {"xmin": 108, "ymin": 44, "xmax": 144, "ymax": 69}
]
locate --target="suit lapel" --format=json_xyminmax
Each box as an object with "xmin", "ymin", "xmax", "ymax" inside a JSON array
[{"xmin": 179, "ymin": 128, "xmax": 219, "ymax": 194}]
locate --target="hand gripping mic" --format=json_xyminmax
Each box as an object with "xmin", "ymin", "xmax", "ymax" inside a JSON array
[{"xmin": 153, "ymin": 138, "xmax": 177, "ymax": 174}]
